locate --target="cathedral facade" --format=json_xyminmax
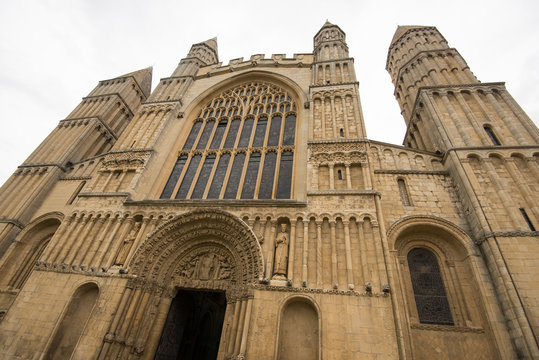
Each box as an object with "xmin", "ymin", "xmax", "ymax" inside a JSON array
[{"xmin": 0, "ymin": 22, "xmax": 538, "ymax": 359}]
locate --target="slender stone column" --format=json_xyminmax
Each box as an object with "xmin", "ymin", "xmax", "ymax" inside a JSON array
[
  {"xmin": 343, "ymin": 220, "xmax": 354, "ymax": 289},
  {"xmin": 504, "ymin": 159, "xmax": 539, "ymax": 221},
  {"xmin": 357, "ymin": 220, "xmax": 368, "ymax": 285},
  {"xmin": 302, "ymin": 220, "xmax": 309, "ymax": 286},
  {"xmin": 316, "ymin": 220, "xmax": 322, "ymax": 288},
  {"xmin": 329, "ymin": 220, "xmax": 338, "ymax": 288},
  {"xmin": 312, "ymin": 164, "xmax": 319, "ymax": 190},
  {"xmin": 141, "ymin": 295, "xmax": 173, "ymax": 360},
  {"xmin": 328, "ymin": 163, "xmax": 335, "ymax": 190},
  {"xmin": 483, "ymin": 159, "xmax": 523, "ymax": 229},
  {"xmin": 226, "ymin": 300, "xmax": 242, "ymax": 355},
  {"xmin": 344, "ymin": 163, "xmax": 352, "ymax": 189},
  {"xmin": 265, "ymin": 220, "xmax": 277, "ymax": 279},
  {"xmin": 287, "ymin": 219, "xmax": 296, "ymax": 281},
  {"xmin": 485, "ymin": 91, "xmax": 527, "ymax": 145},
  {"xmin": 239, "ymin": 297, "xmax": 253, "ymax": 356}
]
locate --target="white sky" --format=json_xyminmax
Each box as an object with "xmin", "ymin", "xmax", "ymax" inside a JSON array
[{"xmin": 0, "ymin": 0, "xmax": 538, "ymax": 185}]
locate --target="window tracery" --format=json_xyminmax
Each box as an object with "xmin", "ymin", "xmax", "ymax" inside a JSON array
[{"xmin": 161, "ymin": 81, "xmax": 297, "ymax": 200}]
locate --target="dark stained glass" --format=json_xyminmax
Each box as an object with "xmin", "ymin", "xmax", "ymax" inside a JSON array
[
  {"xmin": 267, "ymin": 116, "xmax": 281, "ymax": 146},
  {"xmin": 182, "ymin": 121, "xmax": 202, "ymax": 150},
  {"xmin": 241, "ymin": 152, "xmax": 261, "ymax": 199},
  {"xmin": 175, "ymin": 155, "xmax": 201, "ymax": 199},
  {"xmin": 238, "ymin": 118, "xmax": 254, "ymax": 148},
  {"xmin": 191, "ymin": 154, "xmax": 216, "ymax": 199},
  {"xmin": 282, "ymin": 114, "xmax": 296, "ymax": 146},
  {"xmin": 224, "ymin": 153, "xmax": 245, "ymax": 199},
  {"xmin": 207, "ymin": 154, "xmax": 230, "ymax": 198},
  {"xmin": 196, "ymin": 120, "xmax": 215, "ymax": 149},
  {"xmin": 252, "ymin": 117, "xmax": 267, "ymax": 147},
  {"xmin": 160, "ymin": 155, "xmax": 187, "ymax": 198},
  {"xmin": 223, "ymin": 119, "xmax": 240, "ymax": 148},
  {"xmin": 408, "ymin": 248, "xmax": 454, "ymax": 325},
  {"xmin": 209, "ymin": 120, "xmax": 227, "ymax": 149},
  {"xmin": 276, "ymin": 151, "xmax": 293, "ymax": 199},
  {"xmin": 258, "ymin": 151, "xmax": 276, "ymax": 199},
  {"xmin": 161, "ymin": 82, "xmax": 298, "ymax": 201}
]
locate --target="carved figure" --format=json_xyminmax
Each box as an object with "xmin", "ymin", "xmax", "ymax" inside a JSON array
[
  {"xmin": 273, "ymin": 223, "xmax": 289, "ymax": 279},
  {"xmin": 114, "ymin": 221, "xmax": 142, "ymax": 266}
]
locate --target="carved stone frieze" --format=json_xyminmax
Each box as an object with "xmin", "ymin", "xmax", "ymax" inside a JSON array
[{"xmin": 100, "ymin": 149, "xmax": 153, "ymax": 171}]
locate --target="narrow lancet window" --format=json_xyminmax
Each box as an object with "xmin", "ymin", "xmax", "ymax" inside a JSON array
[
  {"xmin": 191, "ymin": 154, "xmax": 216, "ymax": 198},
  {"xmin": 241, "ymin": 152, "xmax": 261, "ymax": 198},
  {"xmin": 276, "ymin": 151, "xmax": 293, "ymax": 198},
  {"xmin": 224, "ymin": 153, "xmax": 246, "ymax": 199},
  {"xmin": 175, "ymin": 155, "xmax": 201, "ymax": 198},
  {"xmin": 161, "ymin": 155, "xmax": 187, "ymax": 198},
  {"xmin": 258, "ymin": 151, "xmax": 277, "ymax": 199},
  {"xmin": 484, "ymin": 126, "xmax": 501, "ymax": 146},
  {"xmin": 207, "ymin": 154, "xmax": 231, "ymax": 198},
  {"xmin": 398, "ymin": 179, "xmax": 411, "ymax": 206},
  {"xmin": 520, "ymin": 208, "xmax": 536, "ymax": 231}
]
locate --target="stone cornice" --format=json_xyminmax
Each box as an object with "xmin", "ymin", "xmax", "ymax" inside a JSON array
[
  {"xmin": 410, "ymin": 323, "xmax": 484, "ymax": 334},
  {"xmin": 59, "ymin": 176, "xmax": 92, "ymax": 181},
  {"xmin": 81, "ymin": 92, "xmax": 134, "ymax": 117},
  {"xmin": 250, "ymin": 283, "xmax": 389, "ymax": 297},
  {"xmin": 125, "ymin": 199, "xmax": 307, "ymax": 208},
  {"xmin": 374, "ymin": 169, "xmax": 448, "ymax": 175},
  {"xmin": 98, "ymin": 74, "xmax": 147, "ymax": 101},
  {"xmin": 0, "ymin": 217, "xmax": 25, "ymax": 229},
  {"xmin": 307, "ymin": 189, "xmax": 380, "ymax": 196},
  {"xmin": 313, "ymin": 57, "xmax": 354, "ymax": 65},
  {"xmin": 308, "ymin": 138, "xmax": 368, "ymax": 145},
  {"xmin": 78, "ymin": 192, "xmax": 130, "ymax": 198},
  {"xmin": 476, "ymin": 231, "xmax": 539, "ymax": 245},
  {"xmin": 60, "ymin": 115, "xmax": 118, "ymax": 140},
  {"xmin": 309, "ymin": 81, "xmax": 359, "ymax": 89}
]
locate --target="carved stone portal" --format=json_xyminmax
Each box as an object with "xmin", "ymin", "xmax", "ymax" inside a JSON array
[{"xmin": 177, "ymin": 248, "xmax": 234, "ymax": 281}]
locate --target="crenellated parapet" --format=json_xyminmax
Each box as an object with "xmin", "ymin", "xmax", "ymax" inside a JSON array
[{"xmin": 196, "ymin": 53, "xmax": 314, "ymax": 78}]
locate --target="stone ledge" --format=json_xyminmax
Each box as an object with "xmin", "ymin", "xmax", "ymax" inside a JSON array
[
  {"xmin": 307, "ymin": 190, "xmax": 379, "ymax": 196},
  {"xmin": 411, "ymin": 323, "xmax": 485, "ymax": 333},
  {"xmin": 125, "ymin": 199, "xmax": 307, "ymax": 207}
]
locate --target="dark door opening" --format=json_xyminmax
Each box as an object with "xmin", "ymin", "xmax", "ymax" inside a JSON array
[{"xmin": 154, "ymin": 289, "xmax": 227, "ymax": 360}]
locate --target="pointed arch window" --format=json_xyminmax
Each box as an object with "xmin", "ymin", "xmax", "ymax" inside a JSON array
[{"xmin": 161, "ymin": 81, "xmax": 297, "ymax": 200}]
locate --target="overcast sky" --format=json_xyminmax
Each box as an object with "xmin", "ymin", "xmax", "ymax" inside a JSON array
[{"xmin": 0, "ymin": 0, "xmax": 538, "ymax": 185}]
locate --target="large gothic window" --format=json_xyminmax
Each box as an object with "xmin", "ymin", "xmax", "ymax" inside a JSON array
[
  {"xmin": 407, "ymin": 248, "xmax": 454, "ymax": 325},
  {"xmin": 161, "ymin": 81, "xmax": 297, "ymax": 200}
]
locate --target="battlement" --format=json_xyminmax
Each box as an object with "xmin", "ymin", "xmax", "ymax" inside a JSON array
[{"xmin": 196, "ymin": 53, "xmax": 314, "ymax": 77}]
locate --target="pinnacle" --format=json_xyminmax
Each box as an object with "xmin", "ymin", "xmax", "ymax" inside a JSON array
[
  {"xmin": 202, "ymin": 37, "xmax": 218, "ymax": 53},
  {"xmin": 119, "ymin": 67, "xmax": 153, "ymax": 98},
  {"xmin": 391, "ymin": 25, "xmax": 429, "ymax": 44}
]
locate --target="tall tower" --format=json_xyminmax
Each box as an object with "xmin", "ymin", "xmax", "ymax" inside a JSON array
[
  {"xmin": 0, "ymin": 68, "xmax": 151, "ymax": 255},
  {"xmin": 388, "ymin": 26, "xmax": 539, "ymax": 359},
  {"xmin": 311, "ymin": 21, "xmax": 366, "ymax": 139}
]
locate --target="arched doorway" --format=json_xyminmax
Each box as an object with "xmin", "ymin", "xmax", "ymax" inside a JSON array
[{"xmin": 98, "ymin": 209, "xmax": 263, "ymax": 360}]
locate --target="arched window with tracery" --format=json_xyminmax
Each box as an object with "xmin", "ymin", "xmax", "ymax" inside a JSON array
[
  {"xmin": 161, "ymin": 81, "xmax": 297, "ymax": 200},
  {"xmin": 407, "ymin": 248, "xmax": 454, "ymax": 325}
]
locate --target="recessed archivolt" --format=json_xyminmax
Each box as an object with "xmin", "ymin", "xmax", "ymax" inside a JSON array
[
  {"xmin": 129, "ymin": 209, "xmax": 264, "ymax": 287},
  {"xmin": 387, "ymin": 215, "xmax": 474, "ymax": 255}
]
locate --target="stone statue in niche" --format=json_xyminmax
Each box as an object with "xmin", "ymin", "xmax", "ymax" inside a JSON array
[
  {"xmin": 179, "ymin": 251, "xmax": 232, "ymax": 280},
  {"xmin": 272, "ymin": 223, "xmax": 289, "ymax": 280},
  {"xmin": 114, "ymin": 221, "xmax": 142, "ymax": 266}
]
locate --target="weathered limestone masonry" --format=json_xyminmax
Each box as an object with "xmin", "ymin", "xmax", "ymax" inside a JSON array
[{"xmin": 0, "ymin": 22, "xmax": 537, "ymax": 359}]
